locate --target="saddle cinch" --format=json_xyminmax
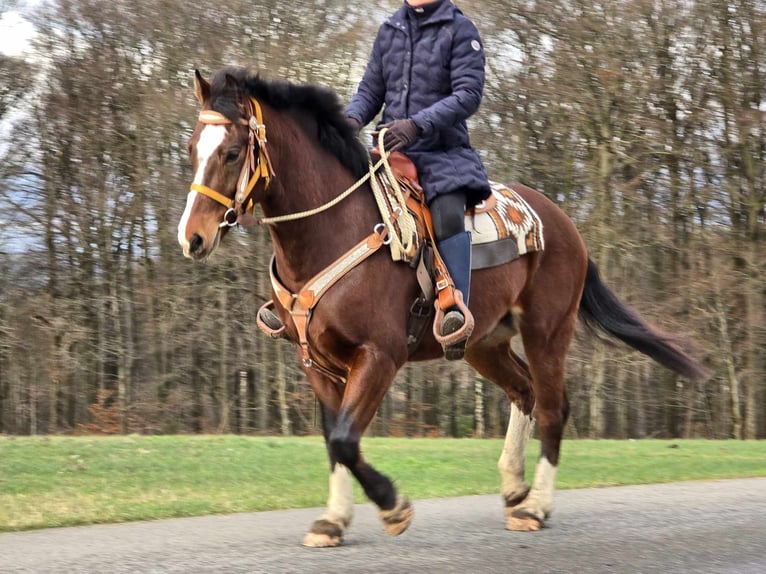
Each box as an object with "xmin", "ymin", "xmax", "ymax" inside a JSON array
[{"xmin": 257, "ymin": 151, "xmax": 544, "ymax": 374}]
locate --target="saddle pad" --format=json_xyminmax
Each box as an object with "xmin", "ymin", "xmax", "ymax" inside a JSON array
[{"xmin": 468, "ymin": 182, "xmax": 545, "ymax": 270}]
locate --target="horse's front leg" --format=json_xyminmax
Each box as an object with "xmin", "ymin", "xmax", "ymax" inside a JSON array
[
  {"xmin": 302, "ymin": 373, "xmax": 354, "ymax": 548},
  {"xmin": 328, "ymin": 344, "xmax": 413, "ymax": 538}
]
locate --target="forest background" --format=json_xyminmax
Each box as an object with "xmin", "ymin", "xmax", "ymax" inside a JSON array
[{"xmin": 0, "ymin": 0, "xmax": 763, "ymax": 440}]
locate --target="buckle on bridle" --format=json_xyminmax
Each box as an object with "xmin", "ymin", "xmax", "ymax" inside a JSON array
[
  {"xmin": 249, "ymin": 116, "xmax": 266, "ymax": 135},
  {"xmin": 374, "ymin": 223, "xmax": 392, "ymax": 245},
  {"xmin": 219, "ymin": 207, "xmax": 239, "ymax": 228}
]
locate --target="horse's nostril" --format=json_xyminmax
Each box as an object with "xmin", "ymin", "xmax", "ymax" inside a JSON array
[{"xmin": 189, "ymin": 233, "xmax": 204, "ymax": 253}]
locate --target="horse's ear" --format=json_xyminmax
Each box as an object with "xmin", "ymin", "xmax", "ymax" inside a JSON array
[{"xmin": 194, "ymin": 69, "xmax": 210, "ymax": 105}]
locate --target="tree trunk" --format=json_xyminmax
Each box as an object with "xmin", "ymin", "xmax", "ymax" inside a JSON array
[
  {"xmin": 238, "ymin": 369, "xmax": 248, "ymax": 434},
  {"xmin": 615, "ymin": 362, "xmax": 627, "ymax": 439},
  {"xmin": 276, "ymin": 345, "xmax": 291, "ymax": 436},
  {"xmin": 474, "ymin": 377, "xmax": 485, "ymax": 438},
  {"xmin": 714, "ymin": 286, "xmax": 742, "ymax": 438},
  {"xmin": 635, "ymin": 363, "xmax": 648, "ymax": 438},
  {"xmin": 589, "ymin": 342, "xmax": 606, "ymax": 438},
  {"xmin": 743, "ymin": 244, "xmax": 762, "ymax": 439},
  {"xmin": 118, "ymin": 275, "xmax": 133, "ymax": 434},
  {"xmin": 217, "ymin": 285, "xmax": 230, "ymax": 434},
  {"xmin": 256, "ymin": 368, "xmax": 269, "ymax": 432},
  {"xmin": 449, "ymin": 372, "xmax": 458, "ymax": 437}
]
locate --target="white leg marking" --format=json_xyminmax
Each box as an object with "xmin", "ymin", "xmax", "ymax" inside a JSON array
[
  {"xmin": 498, "ymin": 402, "xmax": 533, "ymax": 500},
  {"xmin": 177, "ymin": 124, "xmax": 227, "ymax": 255},
  {"xmin": 303, "ymin": 463, "xmax": 354, "ymax": 547},
  {"xmin": 321, "ymin": 463, "xmax": 354, "ymax": 528},
  {"xmin": 525, "ymin": 456, "xmax": 557, "ymax": 516}
]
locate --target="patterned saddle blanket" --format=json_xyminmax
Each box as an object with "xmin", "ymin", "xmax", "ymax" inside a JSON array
[
  {"xmin": 371, "ymin": 151, "xmax": 545, "ymax": 270},
  {"xmin": 468, "ymin": 181, "xmax": 545, "ymax": 269}
]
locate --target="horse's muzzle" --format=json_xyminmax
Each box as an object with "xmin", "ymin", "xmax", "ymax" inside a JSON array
[
  {"xmin": 189, "ymin": 233, "xmax": 204, "ymax": 257},
  {"xmin": 183, "ymin": 230, "xmax": 221, "ymax": 261}
]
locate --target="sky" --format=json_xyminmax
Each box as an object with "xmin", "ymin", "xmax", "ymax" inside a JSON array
[
  {"xmin": 0, "ymin": 2, "xmax": 37, "ymax": 57},
  {"xmin": 0, "ymin": 3, "xmax": 43, "ymax": 254}
]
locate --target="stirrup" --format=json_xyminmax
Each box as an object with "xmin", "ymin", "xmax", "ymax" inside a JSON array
[
  {"xmin": 257, "ymin": 300, "xmax": 286, "ymax": 339},
  {"xmin": 433, "ymin": 290, "xmax": 474, "ymax": 360}
]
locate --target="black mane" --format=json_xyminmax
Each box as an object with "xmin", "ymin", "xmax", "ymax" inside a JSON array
[{"xmin": 208, "ymin": 66, "xmax": 369, "ymax": 179}]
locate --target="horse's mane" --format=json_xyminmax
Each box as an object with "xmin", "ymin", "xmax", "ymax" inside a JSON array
[{"xmin": 208, "ymin": 66, "xmax": 370, "ymax": 180}]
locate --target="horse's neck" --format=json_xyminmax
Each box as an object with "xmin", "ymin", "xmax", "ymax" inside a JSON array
[{"xmin": 263, "ymin": 151, "xmax": 377, "ymax": 287}]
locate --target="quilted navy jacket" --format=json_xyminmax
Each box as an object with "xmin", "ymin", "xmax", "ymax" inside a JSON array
[{"xmin": 346, "ymin": 0, "xmax": 491, "ymax": 207}]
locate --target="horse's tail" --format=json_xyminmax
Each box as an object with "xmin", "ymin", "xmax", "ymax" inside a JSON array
[{"xmin": 578, "ymin": 258, "xmax": 708, "ymax": 381}]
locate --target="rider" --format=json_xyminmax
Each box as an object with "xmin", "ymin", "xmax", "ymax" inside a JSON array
[
  {"xmin": 259, "ymin": 0, "xmax": 490, "ymax": 358},
  {"xmin": 345, "ymin": 0, "xmax": 491, "ymax": 357}
]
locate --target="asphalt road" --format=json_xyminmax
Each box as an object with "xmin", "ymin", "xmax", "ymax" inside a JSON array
[{"xmin": 1, "ymin": 478, "xmax": 764, "ymax": 574}]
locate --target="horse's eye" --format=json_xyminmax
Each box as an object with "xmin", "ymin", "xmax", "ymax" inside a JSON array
[{"xmin": 225, "ymin": 147, "xmax": 242, "ymax": 163}]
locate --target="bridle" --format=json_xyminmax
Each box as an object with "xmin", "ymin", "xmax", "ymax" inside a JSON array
[
  {"xmin": 190, "ymin": 97, "xmax": 275, "ymax": 228},
  {"xmin": 190, "ymin": 97, "xmax": 403, "ymax": 231}
]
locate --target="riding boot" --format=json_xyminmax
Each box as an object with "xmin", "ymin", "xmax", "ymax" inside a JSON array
[{"xmin": 437, "ymin": 230, "xmax": 473, "ymax": 360}]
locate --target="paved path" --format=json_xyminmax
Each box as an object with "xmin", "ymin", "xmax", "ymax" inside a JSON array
[{"xmin": 1, "ymin": 478, "xmax": 765, "ymax": 573}]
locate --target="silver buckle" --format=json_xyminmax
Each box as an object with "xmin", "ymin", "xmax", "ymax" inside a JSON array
[{"xmin": 374, "ymin": 223, "xmax": 392, "ymax": 245}]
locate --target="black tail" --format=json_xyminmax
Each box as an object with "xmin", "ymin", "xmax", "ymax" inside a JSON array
[{"xmin": 578, "ymin": 259, "xmax": 708, "ymax": 380}]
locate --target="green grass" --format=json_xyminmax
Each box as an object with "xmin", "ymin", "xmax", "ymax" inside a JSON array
[{"xmin": 0, "ymin": 436, "xmax": 764, "ymax": 531}]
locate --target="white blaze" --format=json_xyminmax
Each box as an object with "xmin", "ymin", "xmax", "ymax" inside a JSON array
[{"xmin": 177, "ymin": 124, "xmax": 228, "ymax": 255}]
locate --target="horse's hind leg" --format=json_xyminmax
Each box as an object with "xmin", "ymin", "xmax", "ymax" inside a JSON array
[
  {"xmin": 507, "ymin": 307, "xmax": 576, "ymax": 531},
  {"xmin": 465, "ymin": 329, "xmax": 535, "ymax": 526}
]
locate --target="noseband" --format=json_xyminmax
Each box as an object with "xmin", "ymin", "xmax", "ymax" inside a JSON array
[{"xmin": 191, "ymin": 97, "xmax": 276, "ymax": 227}]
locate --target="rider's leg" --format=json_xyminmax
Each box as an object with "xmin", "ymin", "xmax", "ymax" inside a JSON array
[
  {"xmin": 430, "ymin": 191, "xmax": 472, "ymax": 348},
  {"xmin": 259, "ymin": 190, "xmax": 474, "ymax": 343}
]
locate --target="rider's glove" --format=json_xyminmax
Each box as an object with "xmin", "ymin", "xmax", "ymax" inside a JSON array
[{"xmin": 379, "ymin": 118, "xmax": 420, "ymax": 151}]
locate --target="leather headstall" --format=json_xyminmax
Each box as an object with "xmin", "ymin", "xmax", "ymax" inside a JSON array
[{"xmin": 191, "ymin": 97, "xmax": 275, "ymax": 227}]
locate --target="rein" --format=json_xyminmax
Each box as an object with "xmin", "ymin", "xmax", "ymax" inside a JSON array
[
  {"xmin": 193, "ymin": 99, "xmax": 413, "ymax": 246},
  {"xmin": 256, "ymin": 138, "xmax": 415, "ymax": 250},
  {"xmin": 193, "ymin": 97, "xmax": 418, "ymax": 377}
]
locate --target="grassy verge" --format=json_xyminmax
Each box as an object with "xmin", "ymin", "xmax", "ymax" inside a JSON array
[{"xmin": 1, "ymin": 436, "xmax": 764, "ymax": 531}]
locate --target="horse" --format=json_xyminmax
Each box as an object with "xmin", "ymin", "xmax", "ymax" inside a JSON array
[{"xmin": 177, "ymin": 66, "xmax": 707, "ymax": 547}]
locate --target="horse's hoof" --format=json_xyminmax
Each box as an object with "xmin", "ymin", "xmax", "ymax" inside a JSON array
[
  {"xmin": 302, "ymin": 532, "xmax": 343, "ymax": 547},
  {"xmin": 302, "ymin": 519, "xmax": 344, "ymax": 548},
  {"xmin": 506, "ymin": 508, "xmax": 545, "ymax": 531},
  {"xmin": 380, "ymin": 496, "xmax": 414, "ymax": 536}
]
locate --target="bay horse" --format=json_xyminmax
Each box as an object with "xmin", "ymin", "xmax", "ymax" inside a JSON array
[{"xmin": 177, "ymin": 66, "xmax": 706, "ymax": 547}]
